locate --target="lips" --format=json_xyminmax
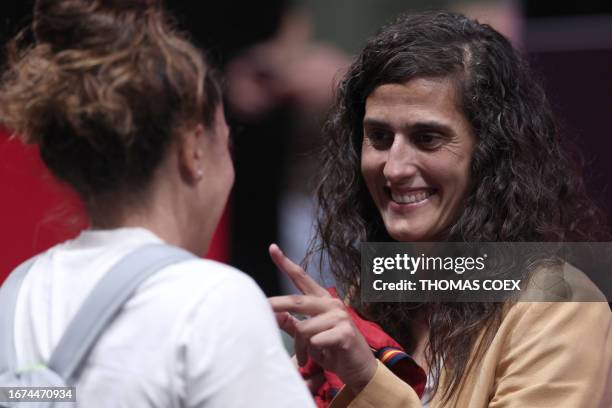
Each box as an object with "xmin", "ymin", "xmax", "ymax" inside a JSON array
[{"xmin": 387, "ymin": 188, "xmax": 436, "ymax": 205}]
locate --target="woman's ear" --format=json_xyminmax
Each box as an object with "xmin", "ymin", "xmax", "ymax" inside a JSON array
[{"xmin": 178, "ymin": 123, "xmax": 206, "ymax": 184}]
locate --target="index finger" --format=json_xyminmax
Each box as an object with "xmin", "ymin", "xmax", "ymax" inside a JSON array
[{"xmin": 269, "ymin": 243, "xmax": 329, "ymax": 297}]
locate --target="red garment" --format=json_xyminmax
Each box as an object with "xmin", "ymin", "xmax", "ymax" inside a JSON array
[{"xmin": 299, "ymin": 288, "xmax": 427, "ymax": 407}]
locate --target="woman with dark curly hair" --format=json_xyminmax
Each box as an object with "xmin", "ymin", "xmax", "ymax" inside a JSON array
[{"xmin": 270, "ymin": 11, "xmax": 611, "ymax": 408}]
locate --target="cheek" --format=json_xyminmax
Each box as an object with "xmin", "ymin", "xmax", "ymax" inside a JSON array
[
  {"xmin": 360, "ymin": 156, "xmax": 378, "ymax": 198},
  {"xmin": 227, "ymin": 160, "xmax": 235, "ymax": 187},
  {"xmin": 217, "ymin": 149, "xmax": 234, "ymax": 189},
  {"xmin": 360, "ymin": 147, "xmax": 382, "ymax": 182},
  {"xmin": 428, "ymin": 150, "xmax": 470, "ymax": 181},
  {"xmin": 451, "ymin": 157, "xmax": 472, "ymax": 190},
  {"xmin": 360, "ymin": 158, "xmax": 370, "ymax": 181},
  {"xmin": 203, "ymin": 141, "xmax": 234, "ymax": 189},
  {"xmin": 434, "ymin": 159, "xmax": 471, "ymax": 207}
]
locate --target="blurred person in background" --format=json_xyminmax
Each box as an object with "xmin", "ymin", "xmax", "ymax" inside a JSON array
[{"xmin": 0, "ymin": 0, "xmax": 315, "ymax": 406}]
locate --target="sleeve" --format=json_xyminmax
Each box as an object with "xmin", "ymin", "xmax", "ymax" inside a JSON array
[
  {"xmin": 330, "ymin": 360, "xmax": 423, "ymax": 408},
  {"xmin": 179, "ymin": 271, "xmax": 316, "ymax": 408},
  {"xmin": 331, "ymin": 302, "xmax": 612, "ymax": 408},
  {"xmin": 488, "ymin": 301, "xmax": 611, "ymax": 408}
]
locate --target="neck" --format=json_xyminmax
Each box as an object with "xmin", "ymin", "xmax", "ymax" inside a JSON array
[{"xmin": 87, "ymin": 183, "xmax": 210, "ymax": 256}]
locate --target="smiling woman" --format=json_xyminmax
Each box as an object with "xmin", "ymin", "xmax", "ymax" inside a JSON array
[
  {"xmin": 361, "ymin": 77, "xmax": 474, "ymax": 242},
  {"xmin": 269, "ymin": 10, "xmax": 611, "ymax": 408}
]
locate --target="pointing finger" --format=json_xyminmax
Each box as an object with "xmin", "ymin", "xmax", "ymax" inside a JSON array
[{"xmin": 269, "ymin": 243, "xmax": 328, "ymax": 297}]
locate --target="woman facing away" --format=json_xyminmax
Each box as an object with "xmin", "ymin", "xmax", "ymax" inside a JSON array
[
  {"xmin": 0, "ymin": 0, "xmax": 315, "ymax": 406},
  {"xmin": 269, "ymin": 11, "xmax": 612, "ymax": 408}
]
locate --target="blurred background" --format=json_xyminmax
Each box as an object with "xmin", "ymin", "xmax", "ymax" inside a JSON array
[{"xmin": 1, "ymin": 0, "xmax": 611, "ymax": 295}]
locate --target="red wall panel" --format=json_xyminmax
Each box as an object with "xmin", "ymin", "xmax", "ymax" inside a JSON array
[{"xmin": 0, "ymin": 129, "xmax": 229, "ymax": 282}]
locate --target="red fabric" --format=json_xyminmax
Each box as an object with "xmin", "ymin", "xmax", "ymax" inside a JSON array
[
  {"xmin": 0, "ymin": 132, "xmax": 86, "ymax": 281},
  {"xmin": 299, "ymin": 287, "xmax": 427, "ymax": 407},
  {"xmin": 204, "ymin": 203, "xmax": 230, "ymax": 263},
  {"xmin": 0, "ymin": 130, "xmax": 230, "ymax": 282}
]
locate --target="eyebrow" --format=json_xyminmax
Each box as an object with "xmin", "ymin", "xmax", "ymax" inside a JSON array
[{"xmin": 363, "ymin": 118, "xmax": 456, "ymax": 136}]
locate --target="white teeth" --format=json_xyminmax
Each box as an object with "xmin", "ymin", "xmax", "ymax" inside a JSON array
[{"xmin": 391, "ymin": 190, "xmax": 433, "ymax": 204}]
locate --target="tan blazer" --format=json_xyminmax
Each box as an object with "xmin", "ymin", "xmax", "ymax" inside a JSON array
[{"xmin": 330, "ymin": 301, "xmax": 612, "ymax": 408}]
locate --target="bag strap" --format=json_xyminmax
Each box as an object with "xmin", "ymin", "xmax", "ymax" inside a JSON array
[
  {"xmin": 47, "ymin": 243, "xmax": 196, "ymax": 382},
  {"xmin": 0, "ymin": 243, "xmax": 196, "ymax": 381},
  {"xmin": 0, "ymin": 257, "xmax": 39, "ymax": 372}
]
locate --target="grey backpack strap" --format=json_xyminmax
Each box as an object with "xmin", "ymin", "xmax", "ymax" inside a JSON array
[
  {"xmin": 0, "ymin": 257, "xmax": 39, "ymax": 372},
  {"xmin": 47, "ymin": 243, "xmax": 196, "ymax": 382}
]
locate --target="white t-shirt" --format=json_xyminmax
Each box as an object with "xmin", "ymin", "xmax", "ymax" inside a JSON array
[{"xmin": 13, "ymin": 228, "xmax": 314, "ymax": 408}]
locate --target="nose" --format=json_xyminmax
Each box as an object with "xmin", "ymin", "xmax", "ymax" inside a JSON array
[{"xmin": 383, "ymin": 136, "xmax": 418, "ymax": 184}]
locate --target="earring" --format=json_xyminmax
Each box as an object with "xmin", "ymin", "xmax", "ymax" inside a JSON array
[{"xmin": 196, "ymin": 169, "xmax": 204, "ymax": 180}]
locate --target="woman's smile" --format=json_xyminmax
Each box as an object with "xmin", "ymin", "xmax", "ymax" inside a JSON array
[
  {"xmin": 361, "ymin": 77, "xmax": 474, "ymax": 242},
  {"xmin": 389, "ymin": 187, "xmax": 436, "ymax": 203}
]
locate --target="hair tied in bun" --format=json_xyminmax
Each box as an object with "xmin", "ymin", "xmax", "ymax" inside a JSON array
[{"xmin": 100, "ymin": 0, "xmax": 161, "ymax": 11}]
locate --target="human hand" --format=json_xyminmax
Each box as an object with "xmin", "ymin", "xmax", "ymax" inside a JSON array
[{"xmin": 268, "ymin": 244, "xmax": 377, "ymax": 393}]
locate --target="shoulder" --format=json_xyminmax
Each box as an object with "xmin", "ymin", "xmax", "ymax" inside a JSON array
[
  {"xmin": 435, "ymin": 301, "xmax": 612, "ymax": 407},
  {"xmin": 520, "ymin": 261, "xmax": 607, "ymax": 302},
  {"xmin": 484, "ymin": 301, "xmax": 612, "ymax": 406},
  {"xmin": 139, "ymin": 257, "xmax": 265, "ymax": 305},
  {"xmin": 128, "ymin": 257, "xmax": 274, "ymax": 338},
  {"xmin": 497, "ymin": 300, "xmax": 611, "ymax": 353},
  {"xmin": 167, "ymin": 263, "xmax": 314, "ymax": 407}
]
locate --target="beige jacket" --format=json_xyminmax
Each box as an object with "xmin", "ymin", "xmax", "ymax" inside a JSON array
[{"xmin": 331, "ymin": 301, "xmax": 612, "ymax": 408}]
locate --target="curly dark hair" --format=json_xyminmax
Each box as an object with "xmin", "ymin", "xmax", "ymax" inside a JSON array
[{"xmin": 309, "ymin": 11, "xmax": 608, "ymax": 402}]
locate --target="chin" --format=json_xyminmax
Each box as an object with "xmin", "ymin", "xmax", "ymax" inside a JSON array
[{"xmin": 387, "ymin": 228, "xmax": 428, "ymax": 242}]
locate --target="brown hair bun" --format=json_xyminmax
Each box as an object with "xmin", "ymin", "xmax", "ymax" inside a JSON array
[
  {"xmin": 0, "ymin": 0, "xmax": 221, "ymax": 200},
  {"xmin": 33, "ymin": 0, "xmax": 160, "ymax": 51}
]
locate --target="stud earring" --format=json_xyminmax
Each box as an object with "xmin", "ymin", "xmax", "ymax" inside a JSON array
[{"xmin": 196, "ymin": 169, "xmax": 204, "ymax": 180}]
